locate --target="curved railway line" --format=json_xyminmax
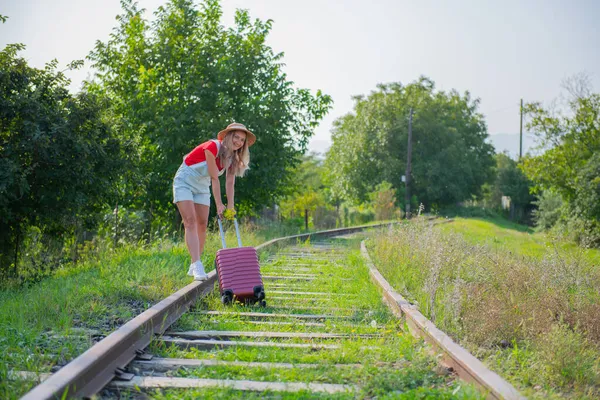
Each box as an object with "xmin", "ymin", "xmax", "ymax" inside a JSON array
[{"xmin": 17, "ymin": 223, "xmax": 524, "ymax": 399}]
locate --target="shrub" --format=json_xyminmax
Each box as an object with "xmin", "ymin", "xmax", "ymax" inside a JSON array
[
  {"xmin": 532, "ymin": 190, "xmax": 564, "ymax": 231},
  {"xmin": 437, "ymin": 205, "xmax": 500, "ymax": 219},
  {"xmin": 535, "ymin": 323, "xmax": 600, "ymax": 389},
  {"xmin": 313, "ymin": 206, "xmax": 339, "ymax": 229},
  {"xmin": 369, "ymin": 181, "xmax": 398, "ymax": 221}
]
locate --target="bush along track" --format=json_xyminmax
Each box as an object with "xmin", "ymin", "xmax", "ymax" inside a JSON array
[{"xmin": 113, "ymin": 237, "xmax": 482, "ymax": 399}]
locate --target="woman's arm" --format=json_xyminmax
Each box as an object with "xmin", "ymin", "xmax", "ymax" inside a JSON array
[
  {"xmin": 225, "ymin": 170, "xmax": 235, "ymax": 210},
  {"xmin": 205, "ymin": 150, "xmax": 225, "ymax": 215}
]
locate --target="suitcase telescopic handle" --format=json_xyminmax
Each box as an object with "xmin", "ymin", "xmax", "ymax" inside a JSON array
[{"xmin": 217, "ymin": 215, "xmax": 243, "ymax": 249}]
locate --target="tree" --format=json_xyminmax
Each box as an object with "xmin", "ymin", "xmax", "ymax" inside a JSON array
[
  {"xmin": 279, "ymin": 153, "xmax": 328, "ymax": 230},
  {"xmin": 325, "ymin": 77, "xmax": 495, "ymax": 209},
  {"xmin": 522, "ymin": 95, "xmax": 600, "ymax": 202},
  {"xmin": 483, "ymin": 153, "xmax": 534, "ymax": 221},
  {"xmin": 572, "ymin": 153, "xmax": 600, "ymax": 246},
  {"xmin": 87, "ymin": 0, "xmax": 332, "ymax": 228},
  {"xmin": 369, "ymin": 181, "xmax": 398, "ymax": 221},
  {"xmin": 0, "ymin": 42, "xmax": 125, "ymax": 278},
  {"xmin": 521, "ymin": 92, "xmax": 600, "ymax": 246}
]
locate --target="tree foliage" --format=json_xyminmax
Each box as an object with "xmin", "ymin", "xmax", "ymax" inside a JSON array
[
  {"xmin": 369, "ymin": 181, "xmax": 398, "ymax": 221},
  {"xmin": 0, "ymin": 43, "xmax": 125, "ymax": 277},
  {"xmin": 325, "ymin": 77, "xmax": 495, "ymax": 209},
  {"xmin": 279, "ymin": 153, "xmax": 327, "ymax": 228},
  {"xmin": 522, "ymin": 93, "xmax": 600, "ymax": 246},
  {"xmin": 87, "ymin": 0, "xmax": 332, "ymax": 222},
  {"xmin": 495, "ymin": 154, "xmax": 534, "ymax": 207},
  {"xmin": 482, "ymin": 153, "xmax": 534, "ymax": 222},
  {"xmin": 532, "ymin": 190, "xmax": 563, "ymax": 231},
  {"xmin": 522, "ymin": 95, "xmax": 600, "ymax": 201}
]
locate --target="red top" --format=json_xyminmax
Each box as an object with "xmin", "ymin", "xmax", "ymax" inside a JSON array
[{"xmin": 184, "ymin": 140, "xmax": 223, "ymax": 170}]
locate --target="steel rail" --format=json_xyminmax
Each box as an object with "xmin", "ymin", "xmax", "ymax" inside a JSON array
[
  {"xmin": 21, "ymin": 221, "xmax": 396, "ymax": 400},
  {"xmin": 361, "ymin": 240, "xmax": 525, "ymax": 400}
]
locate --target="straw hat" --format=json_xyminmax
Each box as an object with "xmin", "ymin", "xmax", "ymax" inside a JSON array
[{"xmin": 217, "ymin": 122, "xmax": 256, "ymax": 147}]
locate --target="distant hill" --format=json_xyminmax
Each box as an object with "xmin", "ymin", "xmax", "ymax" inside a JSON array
[{"xmin": 486, "ymin": 133, "xmax": 540, "ymax": 159}]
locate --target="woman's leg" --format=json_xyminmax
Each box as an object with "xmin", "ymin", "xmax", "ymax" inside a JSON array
[
  {"xmin": 176, "ymin": 200, "xmax": 200, "ymax": 263},
  {"xmin": 194, "ymin": 203, "xmax": 210, "ymax": 255}
]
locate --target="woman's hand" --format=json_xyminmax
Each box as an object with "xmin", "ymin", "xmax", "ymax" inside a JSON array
[{"xmin": 216, "ymin": 203, "xmax": 226, "ymax": 216}]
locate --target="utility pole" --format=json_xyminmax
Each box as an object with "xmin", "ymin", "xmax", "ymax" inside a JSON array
[
  {"xmin": 405, "ymin": 108, "xmax": 413, "ymax": 219},
  {"xmin": 519, "ymin": 98, "xmax": 523, "ymax": 160}
]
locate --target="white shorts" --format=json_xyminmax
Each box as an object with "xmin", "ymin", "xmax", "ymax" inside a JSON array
[{"xmin": 172, "ymin": 162, "xmax": 211, "ymax": 206}]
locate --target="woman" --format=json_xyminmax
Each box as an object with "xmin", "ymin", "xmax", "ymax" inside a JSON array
[{"xmin": 173, "ymin": 122, "xmax": 256, "ymax": 280}]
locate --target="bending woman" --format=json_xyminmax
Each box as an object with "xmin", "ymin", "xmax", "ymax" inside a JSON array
[{"xmin": 172, "ymin": 122, "xmax": 255, "ymax": 280}]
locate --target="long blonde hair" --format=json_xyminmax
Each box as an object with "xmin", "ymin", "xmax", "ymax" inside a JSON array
[{"xmin": 218, "ymin": 130, "xmax": 250, "ymax": 177}]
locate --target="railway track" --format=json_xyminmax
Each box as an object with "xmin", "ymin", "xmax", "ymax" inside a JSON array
[{"xmin": 18, "ymin": 223, "xmax": 524, "ymax": 399}]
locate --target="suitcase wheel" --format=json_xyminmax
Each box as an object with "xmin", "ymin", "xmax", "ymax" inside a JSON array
[
  {"xmin": 221, "ymin": 289, "xmax": 234, "ymax": 305},
  {"xmin": 253, "ymin": 285, "xmax": 265, "ymax": 301},
  {"xmin": 258, "ymin": 300, "xmax": 267, "ymax": 307}
]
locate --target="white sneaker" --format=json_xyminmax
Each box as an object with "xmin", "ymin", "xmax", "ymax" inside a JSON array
[
  {"xmin": 192, "ymin": 260, "xmax": 208, "ymax": 281},
  {"xmin": 187, "ymin": 264, "xmax": 195, "ymax": 277}
]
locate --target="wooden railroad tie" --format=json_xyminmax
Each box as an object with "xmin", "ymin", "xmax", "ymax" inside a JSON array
[
  {"xmin": 164, "ymin": 330, "xmax": 380, "ymax": 339},
  {"xmin": 130, "ymin": 357, "xmax": 364, "ymax": 370},
  {"xmin": 111, "ymin": 376, "xmax": 358, "ymax": 393},
  {"xmin": 192, "ymin": 311, "xmax": 349, "ymax": 320},
  {"xmin": 158, "ymin": 337, "xmax": 341, "ymax": 350}
]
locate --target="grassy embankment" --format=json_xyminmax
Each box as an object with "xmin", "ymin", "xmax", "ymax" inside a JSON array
[{"xmin": 368, "ymin": 216, "xmax": 600, "ymax": 399}]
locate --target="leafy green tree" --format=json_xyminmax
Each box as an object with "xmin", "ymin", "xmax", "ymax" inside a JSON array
[
  {"xmin": 522, "ymin": 93, "xmax": 600, "ymax": 246},
  {"xmin": 483, "ymin": 153, "xmax": 534, "ymax": 221},
  {"xmin": 281, "ymin": 190, "xmax": 323, "ymax": 230},
  {"xmin": 87, "ymin": 0, "xmax": 332, "ymax": 227},
  {"xmin": 532, "ymin": 190, "xmax": 564, "ymax": 231},
  {"xmin": 572, "ymin": 153, "xmax": 600, "ymax": 246},
  {"xmin": 279, "ymin": 153, "xmax": 328, "ymax": 229},
  {"xmin": 325, "ymin": 77, "xmax": 495, "ymax": 209},
  {"xmin": 522, "ymin": 95, "xmax": 600, "ymax": 203},
  {"xmin": 0, "ymin": 42, "xmax": 125, "ymax": 278},
  {"xmin": 369, "ymin": 181, "xmax": 398, "ymax": 221}
]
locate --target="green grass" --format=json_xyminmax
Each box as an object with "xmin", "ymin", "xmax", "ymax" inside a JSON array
[
  {"xmin": 369, "ymin": 215, "xmax": 600, "ymax": 399},
  {"xmin": 438, "ymin": 217, "xmax": 600, "ymax": 263}
]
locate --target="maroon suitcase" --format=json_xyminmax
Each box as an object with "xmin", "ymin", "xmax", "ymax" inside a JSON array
[{"xmin": 215, "ymin": 217, "xmax": 266, "ymax": 306}]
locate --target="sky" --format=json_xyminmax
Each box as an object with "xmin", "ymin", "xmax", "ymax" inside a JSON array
[{"xmin": 1, "ymin": 0, "xmax": 599, "ymax": 155}]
